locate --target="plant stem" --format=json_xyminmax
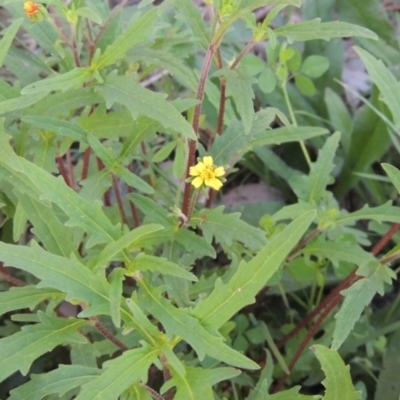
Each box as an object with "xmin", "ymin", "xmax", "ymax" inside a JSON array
[
  {"xmin": 281, "ymin": 82, "xmax": 311, "ymax": 167},
  {"xmin": 112, "ymin": 174, "xmax": 129, "ymax": 226},
  {"xmin": 231, "ymin": 40, "xmax": 256, "ymax": 70},
  {"xmin": 380, "ymin": 250, "xmax": 400, "ymax": 265},
  {"xmin": 92, "ymin": 318, "xmax": 129, "ymax": 351},
  {"xmin": 56, "ymin": 155, "xmax": 71, "ymax": 187},
  {"xmin": 142, "ymin": 385, "xmax": 165, "ymax": 400},
  {"xmin": 81, "ymin": 147, "xmax": 91, "ymax": 180},
  {"xmin": 0, "ymin": 263, "xmax": 25, "ymax": 286}
]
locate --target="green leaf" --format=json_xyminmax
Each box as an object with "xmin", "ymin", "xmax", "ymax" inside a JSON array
[
  {"xmin": 354, "ymin": 47, "xmax": 400, "ymax": 129},
  {"xmin": 109, "ymin": 268, "xmax": 125, "ymax": 328},
  {"xmin": 192, "ymin": 211, "xmax": 315, "ymax": 329},
  {"xmin": 97, "ymin": 73, "xmax": 196, "ymax": 139},
  {"xmin": 300, "ymin": 55, "xmax": 330, "ymax": 78},
  {"xmin": 0, "ymin": 313, "xmax": 87, "ymax": 382},
  {"xmin": 0, "ymin": 18, "xmax": 22, "ymax": 68},
  {"xmin": 274, "ymin": 20, "xmax": 378, "ymax": 43},
  {"xmin": 0, "ymin": 286, "xmax": 63, "ymax": 317},
  {"xmin": 259, "ymin": 67, "xmax": 277, "ymax": 94},
  {"xmin": 217, "ymin": 67, "xmax": 256, "ymax": 134},
  {"xmin": 251, "ymin": 126, "xmax": 329, "ymax": 148},
  {"xmin": 8, "ymin": 365, "xmax": 101, "ymax": 400},
  {"xmin": 76, "ymin": 6, "xmax": 104, "ymax": 24},
  {"xmin": 296, "ymin": 132, "xmax": 340, "ymax": 203},
  {"xmin": 332, "ymin": 263, "xmax": 395, "ymax": 350},
  {"xmin": 294, "ymin": 74, "xmax": 316, "ymax": 96},
  {"xmin": 92, "ymin": 224, "xmax": 164, "ymax": 270},
  {"xmin": 95, "ymin": 7, "xmax": 159, "ymax": 69},
  {"xmin": 21, "ymin": 68, "xmax": 92, "ymax": 95},
  {"xmin": 312, "ymin": 345, "xmax": 361, "ymax": 400},
  {"xmin": 139, "ymin": 280, "xmax": 259, "ymax": 369},
  {"xmin": 335, "ymin": 202, "xmax": 400, "ymax": 225},
  {"xmin": 382, "ymin": 163, "xmax": 400, "ymax": 194},
  {"xmin": 75, "ymin": 345, "xmax": 160, "ymax": 400},
  {"xmin": 161, "ymin": 366, "xmax": 241, "ymax": 400},
  {"xmin": 0, "ymin": 92, "xmax": 47, "ymax": 114},
  {"xmin": 190, "ymin": 206, "xmax": 267, "ymax": 251},
  {"xmin": 268, "ymin": 387, "xmax": 319, "ymax": 399},
  {"xmin": 128, "ymin": 254, "xmax": 198, "ymax": 281}
]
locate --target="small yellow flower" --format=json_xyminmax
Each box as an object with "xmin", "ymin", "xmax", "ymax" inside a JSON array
[
  {"xmin": 189, "ymin": 156, "xmax": 225, "ymax": 191},
  {"xmin": 24, "ymin": 1, "xmax": 40, "ymax": 18}
]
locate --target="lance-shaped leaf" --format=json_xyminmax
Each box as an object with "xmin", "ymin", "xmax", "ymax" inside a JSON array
[
  {"xmin": 383, "ymin": 163, "xmax": 400, "ymax": 194},
  {"xmin": 312, "ymin": 345, "xmax": 361, "ymax": 400},
  {"xmin": 8, "ymin": 365, "xmax": 101, "ymax": 400},
  {"xmin": 0, "ymin": 137, "xmax": 121, "ymax": 246},
  {"xmin": 332, "ymin": 262, "xmax": 395, "ymax": 350},
  {"xmin": 0, "ymin": 286, "xmax": 63, "ymax": 317},
  {"xmin": 0, "ymin": 18, "xmax": 22, "ymax": 68},
  {"xmin": 161, "ymin": 366, "xmax": 241, "ymax": 400},
  {"xmin": 0, "ymin": 313, "xmax": 87, "ymax": 382},
  {"xmin": 139, "ymin": 280, "xmax": 259, "ymax": 370},
  {"xmin": 335, "ymin": 201, "xmax": 400, "ymax": 225},
  {"xmin": 268, "ymin": 387, "xmax": 320, "ymax": 399},
  {"xmin": 0, "ymin": 92, "xmax": 47, "ymax": 114},
  {"xmin": 251, "ymin": 126, "xmax": 329, "ymax": 148},
  {"xmin": 97, "ymin": 73, "xmax": 196, "ymax": 139},
  {"xmin": 354, "ymin": 47, "xmax": 400, "ymax": 130},
  {"xmin": 274, "ymin": 20, "xmax": 378, "ymax": 43},
  {"xmin": 109, "ymin": 268, "xmax": 125, "ymax": 328},
  {"xmin": 75, "ymin": 345, "xmax": 160, "ymax": 400},
  {"xmin": 190, "ymin": 206, "xmax": 267, "ymax": 251},
  {"xmin": 192, "ymin": 211, "xmax": 315, "ymax": 329},
  {"xmin": 21, "ymin": 68, "xmax": 92, "ymax": 95}
]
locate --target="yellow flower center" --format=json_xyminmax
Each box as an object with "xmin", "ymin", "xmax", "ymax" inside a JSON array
[
  {"xmin": 24, "ymin": 1, "xmax": 40, "ymax": 18},
  {"xmin": 200, "ymin": 166, "xmax": 216, "ymax": 181}
]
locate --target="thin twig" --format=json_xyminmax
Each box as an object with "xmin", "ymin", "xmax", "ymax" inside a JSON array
[
  {"xmin": 0, "ymin": 264, "xmax": 25, "ymax": 286},
  {"xmin": 112, "ymin": 174, "xmax": 129, "ymax": 226}
]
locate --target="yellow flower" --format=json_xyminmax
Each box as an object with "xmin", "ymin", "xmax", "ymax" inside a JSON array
[
  {"xmin": 24, "ymin": 1, "xmax": 40, "ymax": 18},
  {"xmin": 189, "ymin": 156, "xmax": 225, "ymax": 191}
]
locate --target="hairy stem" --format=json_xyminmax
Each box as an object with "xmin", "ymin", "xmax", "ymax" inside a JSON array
[{"xmin": 92, "ymin": 318, "xmax": 129, "ymax": 351}]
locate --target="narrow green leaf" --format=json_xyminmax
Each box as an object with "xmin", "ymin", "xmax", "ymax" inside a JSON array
[
  {"xmin": 332, "ymin": 263, "xmax": 395, "ymax": 350},
  {"xmin": 96, "ymin": 7, "xmax": 159, "ymax": 69},
  {"xmin": 161, "ymin": 366, "xmax": 241, "ymax": 400},
  {"xmin": 129, "ymin": 254, "xmax": 198, "ymax": 281},
  {"xmin": 274, "ymin": 20, "xmax": 378, "ymax": 43},
  {"xmin": 0, "ymin": 92, "xmax": 47, "ymax": 114},
  {"xmin": 75, "ymin": 345, "xmax": 160, "ymax": 400},
  {"xmin": 354, "ymin": 47, "xmax": 400, "ymax": 129},
  {"xmin": 21, "ymin": 68, "xmax": 92, "ymax": 95},
  {"xmin": 0, "ymin": 286, "xmax": 63, "ymax": 317},
  {"xmin": 268, "ymin": 386, "xmax": 319, "ymax": 399},
  {"xmin": 109, "ymin": 268, "xmax": 125, "ymax": 328},
  {"xmin": 312, "ymin": 345, "xmax": 361, "ymax": 400},
  {"xmin": 382, "ymin": 163, "xmax": 400, "ymax": 194},
  {"xmin": 0, "ymin": 18, "xmax": 22, "ymax": 68},
  {"xmin": 97, "ymin": 73, "xmax": 196, "ymax": 139},
  {"xmin": 0, "ymin": 313, "xmax": 87, "ymax": 382},
  {"xmin": 192, "ymin": 211, "xmax": 315, "ymax": 329},
  {"xmin": 8, "ymin": 365, "xmax": 101, "ymax": 400},
  {"xmin": 251, "ymin": 126, "xmax": 329, "ymax": 148},
  {"xmin": 92, "ymin": 224, "xmax": 164, "ymax": 270},
  {"xmin": 139, "ymin": 280, "xmax": 259, "ymax": 369},
  {"xmin": 190, "ymin": 206, "xmax": 267, "ymax": 251}
]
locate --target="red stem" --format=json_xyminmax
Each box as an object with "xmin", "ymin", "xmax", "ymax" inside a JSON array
[
  {"xmin": 82, "ymin": 147, "xmax": 91, "ymax": 181},
  {"xmin": 112, "ymin": 174, "xmax": 129, "ymax": 226},
  {"xmin": 56, "ymin": 155, "xmax": 71, "ymax": 187},
  {"xmin": 66, "ymin": 149, "xmax": 75, "ymax": 190}
]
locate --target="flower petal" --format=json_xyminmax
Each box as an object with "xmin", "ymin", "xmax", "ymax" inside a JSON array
[
  {"xmin": 191, "ymin": 176, "xmax": 204, "ymax": 188},
  {"xmin": 214, "ymin": 166, "xmax": 225, "ymax": 177},
  {"xmin": 189, "ymin": 166, "xmax": 200, "ymax": 176},
  {"xmin": 206, "ymin": 178, "xmax": 223, "ymax": 190},
  {"xmin": 203, "ymin": 156, "xmax": 213, "ymax": 167}
]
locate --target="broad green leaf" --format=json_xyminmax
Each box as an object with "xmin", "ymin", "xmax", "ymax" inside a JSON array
[
  {"xmin": 192, "ymin": 211, "xmax": 315, "ymax": 329},
  {"xmin": 190, "ymin": 206, "xmax": 267, "ymax": 251},
  {"xmin": 92, "ymin": 223, "xmax": 164, "ymax": 270},
  {"xmin": 139, "ymin": 280, "xmax": 259, "ymax": 369},
  {"xmin": 335, "ymin": 202, "xmax": 400, "ymax": 225},
  {"xmin": 0, "ymin": 18, "xmax": 22, "ymax": 68},
  {"xmin": 126, "ymin": 384, "xmax": 153, "ymax": 400},
  {"xmin": 8, "ymin": 365, "xmax": 101, "ymax": 400},
  {"xmin": 302, "ymin": 132, "xmax": 341, "ymax": 203},
  {"xmin": 128, "ymin": 254, "xmax": 198, "ymax": 281},
  {"xmin": 273, "ymin": 201, "xmax": 317, "ymax": 221},
  {"xmin": 0, "ymin": 92, "xmax": 47, "ymax": 114},
  {"xmin": 75, "ymin": 345, "xmax": 160, "ymax": 400},
  {"xmin": 312, "ymin": 345, "xmax": 361, "ymax": 400},
  {"xmin": 216, "ymin": 67, "xmax": 256, "ymax": 134},
  {"xmin": 0, "ymin": 241, "xmax": 110, "ymax": 314},
  {"xmin": 95, "ymin": 7, "xmax": 159, "ymax": 69},
  {"xmin": 76, "ymin": 6, "xmax": 104, "ymax": 24},
  {"xmin": 274, "ymin": 20, "xmax": 378, "ymax": 43},
  {"xmin": 109, "ymin": 268, "xmax": 125, "ymax": 328},
  {"xmin": 97, "ymin": 73, "xmax": 196, "ymax": 139},
  {"xmin": 300, "ymin": 55, "xmax": 330, "ymax": 78},
  {"xmin": 259, "ymin": 67, "xmax": 277, "ymax": 94},
  {"xmin": 161, "ymin": 366, "xmax": 240, "ymax": 400},
  {"xmin": 295, "ymin": 74, "xmax": 316, "ymax": 96},
  {"xmin": 0, "ymin": 313, "xmax": 87, "ymax": 382},
  {"xmin": 382, "ymin": 163, "xmax": 400, "ymax": 194},
  {"xmin": 17, "ymin": 193, "xmax": 78, "ymax": 257},
  {"xmin": 251, "ymin": 125, "xmax": 329, "ymax": 148},
  {"xmin": 332, "ymin": 263, "xmax": 395, "ymax": 350},
  {"xmin": 0, "ymin": 286, "xmax": 63, "ymax": 317},
  {"xmin": 21, "ymin": 68, "xmax": 92, "ymax": 95},
  {"xmin": 354, "ymin": 47, "xmax": 400, "ymax": 129}
]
